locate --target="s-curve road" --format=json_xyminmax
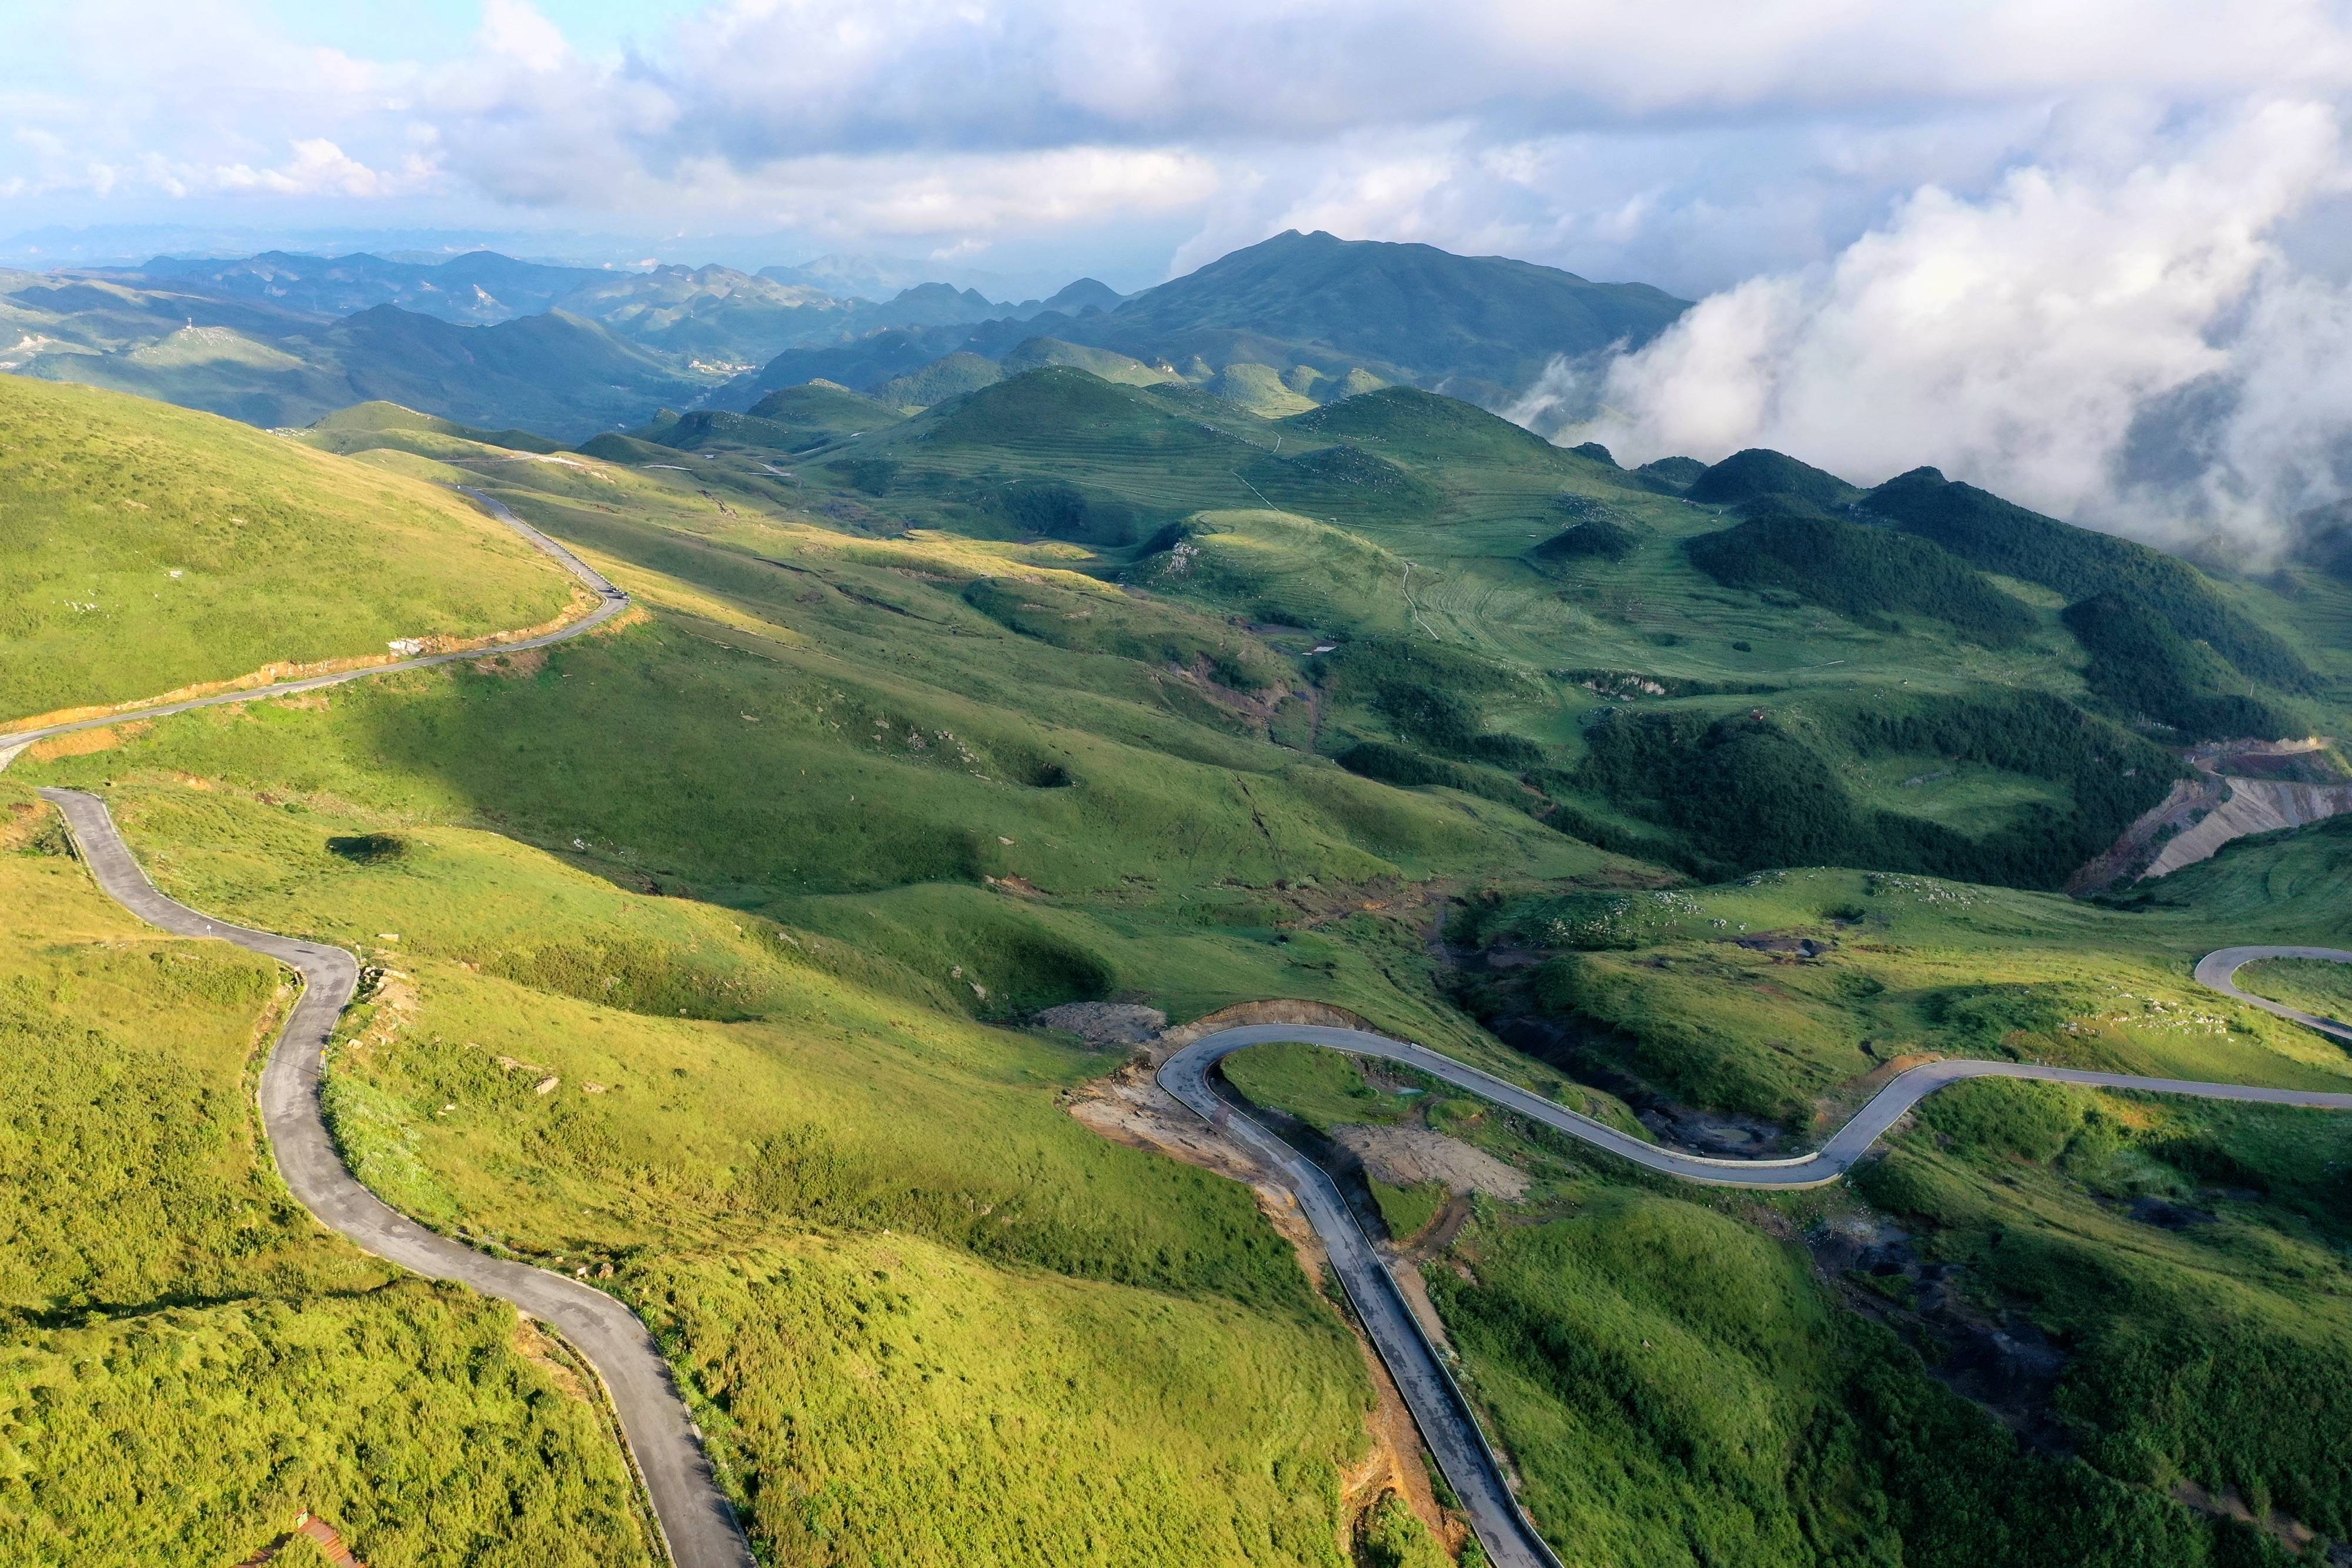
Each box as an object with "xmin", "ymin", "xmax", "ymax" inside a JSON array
[
  {"xmin": 0, "ymin": 487, "xmax": 627, "ymax": 765},
  {"xmin": 42, "ymin": 788, "xmax": 754, "ymax": 1568},
  {"xmin": 1162, "ymin": 961, "xmax": 2352, "ymax": 1568},
  {"xmin": 22, "ymin": 494, "xmax": 755, "ymax": 1568}
]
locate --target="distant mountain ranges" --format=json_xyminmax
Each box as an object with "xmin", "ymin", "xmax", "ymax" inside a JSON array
[{"xmin": 0, "ymin": 230, "xmax": 1686, "ymax": 440}]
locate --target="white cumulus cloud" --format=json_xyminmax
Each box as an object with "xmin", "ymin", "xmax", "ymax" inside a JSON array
[{"xmin": 1555, "ymin": 101, "xmax": 2352, "ymax": 552}]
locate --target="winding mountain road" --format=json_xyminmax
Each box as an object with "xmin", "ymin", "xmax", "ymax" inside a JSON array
[
  {"xmin": 1161, "ymin": 959, "xmax": 2352, "ymax": 1568},
  {"xmin": 20, "ymin": 485, "xmax": 2352, "ymax": 1568},
  {"xmin": 25, "ymin": 493, "xmax": 757, "ymax": 1568},
  {"xmin": 2196, "ymin": 946, "xmax": 2352, "ymax": 1045},
  {"xmin": 0, "ymin": 489, "xmax": 627, "ymax": 765}
]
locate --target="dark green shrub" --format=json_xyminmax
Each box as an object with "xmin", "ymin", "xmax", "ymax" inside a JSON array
[
  {"xmin": 326, "ymin": 833, "xmax": 406, "ymax": 864},
  {"xmin": 2060, "ymin": 591, "xmax": 2302, "ymax": 739},
  {"xmin": 1868, "ymin": 467, "xmax": 2314, "ymax": 691},
  {"xmin": 1686, "ymin": 507, "xmax": 2037, "ymax": 647}
]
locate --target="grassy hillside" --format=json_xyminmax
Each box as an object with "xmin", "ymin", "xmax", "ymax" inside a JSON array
[
  {"xmin": 746, "ymin": 379, "xmax": 907, "ymax": 436},
  {"xmin": 2236, "ymin": 956, "xmax": 2352, "ymax": 1022},
  {"xmin": 15, "ymin": 370, "xmax": 2352, "ymax": 1564},
  {"xmin": 1000, "ymin": 336, "xmax": 1177, "ymax": 386},
  {"xmin": 876, "ymin": 350, "xmax": 1003, "ymax": 408},
  {"xmin": 559, "ymin": 370, "xmax": 2352, "ymax": 891},
  {"xmin": 1228, "ymin": 863, "xmax": 2352, "ymax": 1568},
  {"xmin": 0, "ymin": 377, "xmax": 579, "ymax": 723},
  {"xmin": 15, "ymin": 740, "xmax": 1394, "ymax": 1564},
  {"xmin": 1454, "ymin": 858, "xmax": 2352, "ymax": 1126},
  {"xmin": 1686, "ymin": 447, "xmax": 1860, "ymax": 509},
  {"xmin": 1865, "ymin": 468, "xmax": 2316, "ymax": 693},
  {"xmin": 715, "ymin": 229, "xmax": 1688, "ymax": 421},
  {"xmin": 4, "ymin": 402, "xmax": 1617, "ymax": 1557},
  {"xmin": 1684, "ymin": 507, "xmax": 2039, "ymax": 647},
  {"xmin": 2060, "ymin": 591, "xmax": 2304, "ymax": 740},
  {"xmin": 1074, "ymin": 229, "xmax": 1690, "ymax": 402},
  {"xmin": 1210, "ymin": 362, "xmax": 1319, "ymax": 416},
  {"xmin": 0, "ymin": 795, "xmax": 657, "ymax": 1567}
]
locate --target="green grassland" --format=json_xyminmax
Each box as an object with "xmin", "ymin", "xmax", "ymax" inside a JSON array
[
  {"xmin": 0, "ymin": 810, "xmax": 657, "ymax": 1568},
  {"xmin": 1222, "ymin": 1031, "xmax": 2351, "ymax": 1567},
  {"xmin": 0, "ymin": 771, "xmax": 1381, "ymax": 1565},
  {"xmin": 297, "ymin": 400, "xmax": 566, "ymax": 459},
  {"xmin": 0, "ymin": 378, "xmax": 578, "ymax": 721},
  {"xmin": 13, "ymin": 364, "xmax": 2352, "ymax": 1566},
  {"xmin": 2235, "ymin": 956, "xmax": 2352, "ymax": 1024},
  {"xmin": 565, "ymin": 368, "xmax": 2352, "ymax": 894},
  {"xmin": 1450, "ymin": 862, "xmax": 2352, "ymax": 1126}
]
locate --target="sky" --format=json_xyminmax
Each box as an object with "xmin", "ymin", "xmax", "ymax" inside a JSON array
[{"xmin": 11, "ymin": 1, "xmax": 2352, "ymax": 546}]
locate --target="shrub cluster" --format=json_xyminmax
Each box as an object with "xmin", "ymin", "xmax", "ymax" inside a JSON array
[
  {"xmin": 1579, "ymin": 692, "xmax": 2180, "ymax": 887},
  {"xmin": 2060, "ymin": 592, "xmax": 2304, "ymax": 740},
  {"xmin": 1685, "ymin": 506, "xmax": 2038, "ymax": 647},
  {"xmin": 1867, "ymin": 467, "xmax": 2315, "ymax": 692}
]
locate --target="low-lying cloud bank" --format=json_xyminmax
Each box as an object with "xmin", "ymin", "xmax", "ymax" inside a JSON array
[{"xmin": 1526, "ymin": 101, "xmax": 2352, "ymax": 560}]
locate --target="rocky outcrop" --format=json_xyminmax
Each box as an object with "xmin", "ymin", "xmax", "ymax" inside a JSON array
[{"xmin": 2143, "ymin": 777, "xmax": 2352, "ymax": 878}]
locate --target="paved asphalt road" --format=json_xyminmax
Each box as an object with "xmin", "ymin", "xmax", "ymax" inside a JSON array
[
  {"xmin": 26, "ymin": 493, "xmax": 756, "ymax": 1568},
  {"xmin": 1162, "ymin": 959, "xmax": 2352, "ymax": 1568},
  {"xmin": 0, "ymin": 488, "xmax": 629, "ymax": 761},
  {"xmin": 22, "ymin": 485, "xmax": 2352, "ymax": 1568},
  {"xmin": 2196, "ymin": 946, "xmax": 2352, "ymax": 1045}
]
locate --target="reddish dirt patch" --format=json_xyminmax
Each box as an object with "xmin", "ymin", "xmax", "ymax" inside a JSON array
[{"xmin": 236, "ymin": 1514, "xmax": 364, "ymax": 1567}]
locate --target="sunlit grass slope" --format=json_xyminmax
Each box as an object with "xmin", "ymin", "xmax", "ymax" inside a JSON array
[
  {"xmin": 26, "ymin": 379, "xmax": 2343, "ymax": 1565},
  {"xmin": 2237, "ymin": 957, "xmax": 2352, "ymax": 1022},
  {"xmin": 0, "ymin": 399, "xmax": 1637, "ymax": 1559},
  {"xmin": 1228, "ymin": 1028, "xmax": 2352, "ymax": 1567},
  {"xmin": 4, "ymin": 776, "xmax": 1378, "ymax": 1565},
  {"xmin": 1453, "ymin": 864, "xmax": 2352, "ymax": 1126},
  {"xmin": 0, "ymin": 797, "xmax": 656, "ymax": 1568},
  {"xmin": 0, "ymin": 377, "xmax": 578, "ymax": 721}
]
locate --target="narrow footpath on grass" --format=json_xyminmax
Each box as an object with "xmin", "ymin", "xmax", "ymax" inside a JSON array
[{"xmin": 25, "ymin": 489, "xmax": 759, "ymax": 1568}]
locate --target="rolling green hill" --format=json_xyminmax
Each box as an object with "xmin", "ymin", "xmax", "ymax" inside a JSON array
[
  {"xmin": 1070, "ymin": 229, "xmax": 1690, "ymax": 403},
  {"xmin": 298, "ymin": 400, "xmax": 566, "ymax": 457},
  {"xmin": 717, "ymin": 230, "xmax": 1689, "ymax": 423},
  {"xmin": 565, "ymin": 370, "xmax": 2352, "ymax": 885},
  {"xmin": 999, "ymin": 335, "xmax": 1176, "ymax": 386},
  {"xmin": 1866, "ymin": 467, "xmax": 2316, "ymax": 692},
  {"xmin": 875, "ymin": 351, "xmax": 1003, "ymax": 407},
  {"xmin": 14, "ymin": 366, "xmax": 2352, "ymax": 1567},
  {"xmin": 4, "ymin": 267, "xmax": 719, "ymax": 438},
  {"xmin": 0, "ymin": 377, "xmax": 579, "ymax": 723},
  {"xmin": 2060, "ymin": 591, "xmax": 2305, "ymax": 739},
  {"xmin": 1686, "ymin": 447, "xmax": 1862, "ymax": 509},
  {"xmin": 0, "ymin": 823, "xmax": 658, "ymax": 1566}
]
